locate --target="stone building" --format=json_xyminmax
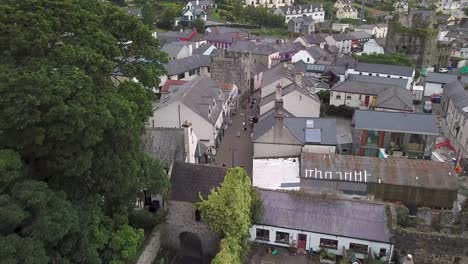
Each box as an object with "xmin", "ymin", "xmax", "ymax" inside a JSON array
[
  {"xmin": 210, "ymin": 50, "xmax": 253, "ymax": 96},
  {"xmin": 385, "ymin": 10, "xmax": 451, "ymax": 68},
  {"xmin": 161, "ymin": 162, "xmax": 227, "ymax": 261}
]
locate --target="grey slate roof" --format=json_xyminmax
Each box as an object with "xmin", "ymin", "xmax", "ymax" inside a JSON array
[
  {"xmin": 142, "ymin": 128, "xmax": 185, "ymax": 167},
  {"xmin": 306, "ymin": 46, "xmax": 329, "ymax": 59},
  {"xmin": 261, "ymin": 63, "xmax": 287, "ymax": 88},
  {"xmin": 332, "ymin": 33, "xmax": 354, "ymax": 41},
  {"xmin": 277, "ymin": 4, "xmax": 323, "ymax": 14},
  {"xmin": 349, "ymin": 31, "xmax": 372, "ymax": 40},
  {"xmin": 425, "ymin": 72, "xmax": 468, "ymax": 85},
  {"xmin": 274, "ymin": 42, "xmax": 304, "ymax": 54},
  {"xmin": 163, "ymin": 54, "xmax": 210, "ymax": 76},
  {"xmin": 353, "ymin": 110, "xmax": 439, "ymax": 135},
  {"xmin": 331, "ymin": 80, "xmax": 400, "ymax": 95},
  {"xmin": 161, "ymin": 42, "xmax": 187, "ymax": 58},
  {"xmin": 354, "ymin": 62, "xmax": 414, "ymax": 77},
  {"xmin": 192, "ymin": 43, "xmax": 216, "ymax": 55},
  {"xmin": 227, "ymin": 40, "xmax": 278, "ymax": 55},
  {"xmin": 169, "ymin": 162, "xmax": 226, "ymax": 203},
  {"xmin": 251, "ymin": 63, "xmax": 268, "ymax": 75},
  {"xmin": 257, "ymin": 189, "xmax": 391, "ymax": 243},
  {"xmin": 375, "ymin": 87, "xmax": 413, "ymax": 112},
  {"xmin": 443, "ymin": 81, "xmax": 468, "ymax": 118},
  {"xmin": 303, "ymin": 34, "xmax": 327, "ymax": 45},
  {"xmin": 254, "ymin": 110, "xmax": 337, "ymax": 145},
  {"xmin": 347, "ymin": 74, "xmax": 409, "ymax": 88},
  {"xmin": 260, "ymin": 83, "xmax": 319, "ymax": 108},
  {"xmin": 156, "ymin": 77, "xmax": 229, "ymax": 125}
]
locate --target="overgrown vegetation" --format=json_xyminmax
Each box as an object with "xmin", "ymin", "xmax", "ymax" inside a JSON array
[
  {"xmin": 0, "ymin": 0, "xmax": 169, "ymax": 263},
  {"xmin": 215, "ymin": 1, "xmax": 285, "ymax": 28},
  {"xmin": 196, "ymin": 167, "xmax": 260, "ymax": 263},
  {"xmin": 396, "ymin": 205, "xmax": 418, "ymax": 228},
  {"xmin": 355, "ymin": 53, "xmax": 416, "ymax": 67},
  {"xmin": 322, "ymin": 104, "xmax": 355, "ymax": 118}
]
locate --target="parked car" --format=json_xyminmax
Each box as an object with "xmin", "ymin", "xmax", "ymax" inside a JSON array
[
  {"xmin": 439, "ymin": 68, "xmax": 448, "ymax": 73},
  {"xmin": 423, "ymin": 101, "xmax": 433, "ymax": 113}
]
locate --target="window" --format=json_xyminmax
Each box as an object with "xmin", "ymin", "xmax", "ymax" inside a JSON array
[
  {"xmin": 346, "ymin": 95, "xmax": 352, "ymax": 100},
  {"xmin": 307, "ymin": 57, "xmax": 310, "ymax": 62},
  {"xmin": 359, "ymin": 95, "xmax": 362, "ymax": 100},
  {"xmin": 387, "ymin": 75, "xmax": 391, "ymax": 78},
  {"xmin": 379, "ymin": 248, "xmax": 387, "ymax": 257},
  {"xmin": 366, "ymin": 130, "xmax": 379, "ymax": 145},
  {"xmin": 359, "ymin": 72, "xmax": 362, "ymax": 75},
  {"xmin": 256, "ymin": 229, "xmax": 269, "ymax": 241},
  {"xmin": 275, "ymin": 231, "xmax": 290, "ymax": 244},
  {"xmin": 319, "ymin": 238, "xmax": 338, "ymax": 249},
  {"xmin": 349, "ymin": 243, "xmax": 368, "ymax": 254},
  {"xmin": 195, "ymin": 209, "xmax": 201, "ymax": 221},
  {"xmin": 459, "ymin": 131, "xmax": 463, "ymax": 140},
  {"xmin": 336, "ymin": 93, "xmax": 342, "ymax": 99}
]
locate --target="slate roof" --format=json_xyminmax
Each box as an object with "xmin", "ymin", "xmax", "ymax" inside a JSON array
[
  {"xmin": 203, "ymin": 32, "xmax": 238, "ymax": 43},
  {"xmin": 142, "ymin": 128, "xmax": 185, "ymax": 167},
  {"xmin": 227, "ymin": 40, "xmax": 278, "ymax": 55},
  {"xmin": 207, "ymin": 26, "xmax": 249, "ymax": 37},
  {"xmin": 251, "ymin": 63, "xmax": 268, "ymax": 75},
  {"xmin": 257, "ymin": 189, "xmax": 391, "ymax": 243},
  {"xmin": 254, "ymin": 110, "xmax": 337, "ymax": 145},
  {"xmin": 349, "ymin": 31, "xmax": 372, "ymax": 40},
  {"xmin": 261, "ymin": 63, "xmax": 287, "ymax": 87},
  {"xmin": 192, "ymin": 44, "xmax": 216, "ymax": 55},
  {"xmin": 332, "ymin": 33, "xmax": 354, "ymax": 41},
  {"xmin": 163, "ymin": 54, "xmax": 211, "ymax": 76},
  {"xmin": 260, "ymin": 83, "xmax": 320, "ymax": 108},
  {"xmin": 353, "ymin": 110, "xmax": 439, "ymax": 135},
  {"xmin": 375, "ymin": 87, "xmax": 413, "ymax": 112},
  {"xmin": 300, "ymin": 152, "xmax": 458, "ymax": 191},
  {"xmin": 161, "ymin": 42, "xmax": 188, "ymax": 58},
  {"xmin": 347, "ymin": 74, "xmax": 409, "ymax": 88},
  {"xmin": 156, "ymin": 77, "xmax": 229, "ymax": 125},
  {"xmin": 355, "ymin": 24, "xmax": 377, "ymax": 30},
  {"xmin": 331, "ymin": 80, "xmax": 400, "ymax": 95},
  {"xmin": 303, "ymin": 34, "xmax": 327, "ymax": 45},
  {"xmin": 354, "ymin": 62, "xmax": 414, "ymax": 77},
  {"xmin": 306, "ymin": 46, "xmax": 329, "ymax": 59},
  {"xmin": 169, "ymin": 162, "xmax": 226, "ymax": 203},
  {"xmin": 278, "ymin": 4, "xmax": 323, "ymax": 14},
  {"xmin": 274, "ymin": 42, "xmax": 304, "ymax": 55},
  {"xmin": 161, "ymin": 80, "xmax": 188, "ymax": 93},
  {"xmin": 425, "ymin": 72, "xmax": 468, "ymax": 85},
  {"xmin": 443, "ymin": 81, "xmax": 468, "ymax": 118}
]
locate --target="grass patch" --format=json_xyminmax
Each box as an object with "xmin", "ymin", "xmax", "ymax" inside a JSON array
[
  {"xmin": 159, "ymin": 1, "xmax": 182, "ymax": 9},
  {"xmin": 352, "ymin": 3, "xmax": 386, "ymax": 16},
  {"xmin": 211, "ymin": 10, "xmax": 228, "ymax": 22},
  {"xmin": 249, "ymin": 28, "xmax": 289, "ymax": 38}
]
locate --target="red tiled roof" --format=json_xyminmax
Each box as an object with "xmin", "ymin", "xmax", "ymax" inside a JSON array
[{"xmin": 161, "ymin": 80, "xmax": 188, "ymax": 93}]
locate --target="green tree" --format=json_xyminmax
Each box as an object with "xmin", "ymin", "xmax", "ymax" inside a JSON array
[
  {"xmin": 142, "ymin": 1, "xmax": 159, "ymax": 27},
  {"xmin": 197, "ymin": 167, "xmax": 252, "ymax": 238},
  {"xmin": 0, "ymin": 0, "xmax": 169, "ymax": 262},
  {"xmin": 157, "ymin": 8, "xmax": 177, "ymax": 29},
  {"xmin": 356, "ymin": 53, "xmax": 415, "ymax": 67},
  {"xmin": 109, "ymin": 225, "xmax": 144, "ymax": 264},
  {"xmin": 110, "ymin": 0, "xmax": 127, "ymax": 6},
  {"xmin": 192, "ymin": 18, "xmax": 206, "ymax": 34}
]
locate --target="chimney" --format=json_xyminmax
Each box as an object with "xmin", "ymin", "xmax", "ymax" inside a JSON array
[
  {"xmin": 295, "ymin": 72, "xmax": 303, "ymax": 88},
  {"xmin": 182, "ymin": 121, "xmax": 194, "ymax": 163},
  {"xmin": 274, "ymin": 83, "xmax": 284, "ymax": 137},
  {"xmin": 403, "ymin": 254, "xmax": 414, "ymax": 264}
]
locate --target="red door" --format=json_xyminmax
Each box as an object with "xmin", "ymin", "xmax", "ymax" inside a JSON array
[
  {"xmin": 298, "ymin": 234, "xmax": 307, "ymax": 249},
  {"xmin": 364, "ymin": 95, "xmax": 370, "ymax": 106}
]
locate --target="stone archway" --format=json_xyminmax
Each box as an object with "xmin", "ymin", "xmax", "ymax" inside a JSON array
[{"xmin": 179, "ymin": 231, "xmax": 203, "ymax": 258}]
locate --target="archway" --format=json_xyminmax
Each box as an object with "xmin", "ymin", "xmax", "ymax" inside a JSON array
[{"xmin": 179, "ymin": 232, "xmax": 203, "ymax": 258}]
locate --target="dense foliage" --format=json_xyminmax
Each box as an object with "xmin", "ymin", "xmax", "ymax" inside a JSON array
[
  {"xmin": 215, "ymin": 1, "xmax": 286, "ymax": 28},
  {"xmin": 0, "ymin": 0, "xmax": 168, "ymax": 263},
  {"xmin": 356, "ymin": 53, "xmax": 415, "ymax": 67},
  {"xmin": 196, "ymin": 167, "xmax": 258, "ymax": 263}
]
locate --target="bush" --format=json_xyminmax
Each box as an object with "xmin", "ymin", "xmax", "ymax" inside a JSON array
[
  {"xmin": 325, "ymin": 104, "xmax": 354, "ymax": 118},
  {"xmin": 317, "ymin": 90, "xmax": 330, "ymax": 104},
  {"xmin": 128, "ymin": 210, "xmax": 162, "ymax": 232}
]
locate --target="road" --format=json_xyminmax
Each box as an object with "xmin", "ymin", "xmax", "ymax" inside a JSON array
[{"xmin": 214, "ymin": 94, "xmax": 259, "ymax": 176}]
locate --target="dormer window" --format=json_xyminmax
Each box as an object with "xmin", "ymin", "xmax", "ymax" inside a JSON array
[{"xmin": 292, "ymin": 10, "xmax": 296, "ymax": 14}]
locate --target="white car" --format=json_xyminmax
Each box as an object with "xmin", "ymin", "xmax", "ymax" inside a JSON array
[{"xmin": 439, "ymin": 68, "xmax": 448, "ymax": 73}]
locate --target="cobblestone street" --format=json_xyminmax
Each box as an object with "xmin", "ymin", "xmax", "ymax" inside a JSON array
[{"xmin": 214, "ymin": 93, "xmax": 259, "ymax": 176}]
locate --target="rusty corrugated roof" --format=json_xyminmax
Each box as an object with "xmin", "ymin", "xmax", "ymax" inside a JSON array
[{"xmin": 300, "ymin": 153, "xmax": 458, "ymax": 190}]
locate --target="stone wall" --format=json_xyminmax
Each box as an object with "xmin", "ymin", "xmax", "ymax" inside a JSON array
[
  {"xmin": 161, "ymin": 200, "xmax": 221, "ymax": 256},
  {"xmin": 136, "ymin": 230, "xmax": 161, "ymax": 264},
  {"xmin": 211, "ymin": 51, "xmax": 251, "ymax": 96}
]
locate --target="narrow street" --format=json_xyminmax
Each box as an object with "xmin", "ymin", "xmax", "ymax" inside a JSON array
[{"xmin": 214, "ymin": 94, "xmax": 259, "ymax": 176}]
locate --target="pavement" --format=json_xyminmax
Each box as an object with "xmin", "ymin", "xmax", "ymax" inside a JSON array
[{"xmin": 213, "ymin": 94, "xmax": 259, "ymax": 176}]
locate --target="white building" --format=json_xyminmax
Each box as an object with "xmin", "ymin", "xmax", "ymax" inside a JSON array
[
  {"xmin": 177, "ymin": 0, "xmax": 215, "ymax": 24},
  {"xmin": 347, "ymin": 62, "xmax": 415, "ymax": 90},
  {"xmin": 354, "ymin": 23, "xmax": 388, "ymax": 38},
  {"xmin": 148, "ymin": 77, "xmax": 238, "ymax": 148},
  {"xmin": 250, "ymin": 189, "xmax": 394, "ymax": 262},
  {"xmin": 441, "ymin": 80, "xmax": 468, "ymax": 158},
  {"xmin": 363, "ymin": 39, "xmax": 384, "ymax": 55},
  {"xmin": 424, "ymin": 72, "xmax": 468, "ymax": 96},
  {"xmin": 161, "ymin": 42, "xmax": 192, "ymax": 61},
  {"xmin": 291, "ymin": 46, "xmax": 329, "ymax": 64},
  {"xmin": 323, "ymin": 33, "xmax": 353, "ymax": 55},
  {"xmin": 244, "ymin": 0, "xmax": 292, "ymax": 8},
  {"xmin": 274, "ymin": 4, "xmax": 325, "ymax": 23},
  {"xmin": 336, "ymin": 5, "xmax": 358, "ymax": 20}
]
